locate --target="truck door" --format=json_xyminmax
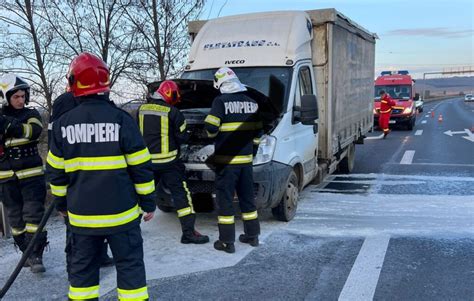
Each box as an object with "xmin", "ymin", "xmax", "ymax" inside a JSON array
[{"xmin": 292, "ymin": 64, "xmax": 318, "ymax": 184}]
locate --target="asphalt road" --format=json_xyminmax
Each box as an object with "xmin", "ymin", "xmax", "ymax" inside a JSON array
[{"xmin": 0, "ymin": 97, "xmax": 473, "ymax": 300}]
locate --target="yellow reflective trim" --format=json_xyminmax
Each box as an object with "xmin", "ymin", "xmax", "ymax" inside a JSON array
[
  {"xmin": 50, "ymin": 184, "xmax": 68, "ymax": 197},
  {"xmin": 26, "ymin": 223, "xmax": 40, "ymax": 233},
  {"xmin": 380, "ymin": 109, "xmax": 391, "ymax": 113},
  {"xmin": 253, "ymin": 138, "xmax": 261, "ymax": 145},
  {"xmin": 117, "ymin": 286, "xmax": 148, "ymax": 300},
  {"xmin": 68, "ymin": 204, "xmax": 140, "ymax": 228},
  {"xmin": 214, "ymin": 155, "xmax": 253, "ymax": 164},
  {"xmin": 134, "ymin": 180, "xmax": 155, "ymax": 195},
  {"xmin": 204, "ymin": 115, "xmax": 221, "ymax": 127},
  {"xmin": 27, "ymin": 117, "xmax": 43, "ymax": 128},
  {"xmin": 16, "ymin": 166, "xmax": 44, "ymax": 179},
  {"xmin": 183, "ymin": 181, "xmax": 195, "ymax": 213},
  {"xmin": 22, "ymin": 124, "xmax": 32, "ymax": 138},
  {"xmin": 0, "ymin": 170, "xmax": 14, "ymax": 179},
  {"xmin": 218, "ymin": 215, "xmax": 235, "ymax": 224},
  {"xmin": 5, "ymin": 138, "xmax": 32, "ymax": 147},
  {"xmin": 206, "ymin": 130, "xmax": 217, "ymax": 138},
  {"xmin": 242, "ymin": 211, "xmax": 258, "ymax": 221},
  {"xmin": 177, "ymin": 207, "xmax": 192, "ymax": 218},
  {"xmin": 139, "ymin": 111, "xmax": 144, "ymax": 134},
  {"xmin": 64, "ymin": 156, "xmax": 127, "ymax": 172},
  {"xmin": 381, "ymin": 100, "xmax": 388, "ymax": 104},
  {"xmin": 220, "ymin": 122, "xmax": 263, "ymax": 132},
  {"xmin": 140, "ymin": 103, "xmax": 171, "ymax": 113},
  {"xmin": 151, "ymin": 156, "xmax": 176, "ymax": 164},
  {"xmin": 69, "ymin": 285, "xmax": 100, "ymax": 299},
  {"xmin": 150, "ymin": 150, "xmax": 178, "ymax": 159},
  {"xmin": 180, "ymin": 121, "xmax": 187, "ymax": 133},
  {"xmin": 47, "ymin": 151, "xmax": 65, "ymax": 169},
  {"xmin": 126, "ymin": 148, "xmax": 151, "ymax": 166},
  {"xmin": 11, "ymin": 227, "xmax": 26, "ymax": 236},
  {"xmin": 161, "ymin": 115, "xmax": 169, "ymax": 154}
]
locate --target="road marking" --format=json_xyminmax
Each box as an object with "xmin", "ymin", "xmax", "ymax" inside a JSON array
[
  {"xmin": 338, "ymin": 235, "xmax": 390, "ymax": 301},
  {"xmin": 400, "ymin": 150, "xmax": 415, "ymax": 164},
  {"xmin": 425, "ymin": 115, "xmax": 429, "ymax": 118},
  {"xmin": 415, "ymin": 130, "xmax": 423, "ymax": 136},
  {"xmin": 364, "ymin": 133, "xmax": 384, "ymax": 140},
  {"xmin": 421, "ymin": 120, "xmax": 427, "ymax": 124}
]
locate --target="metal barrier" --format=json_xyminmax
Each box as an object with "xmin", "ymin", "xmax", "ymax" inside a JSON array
[{"xmin": 0, "ymin": 201, "xmax": 11, "ymax": 238}]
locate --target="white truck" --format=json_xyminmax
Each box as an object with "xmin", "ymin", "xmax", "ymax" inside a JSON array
[{"xmin": 153, "ymin": 9, "xmax": 376, "ymax": 221}]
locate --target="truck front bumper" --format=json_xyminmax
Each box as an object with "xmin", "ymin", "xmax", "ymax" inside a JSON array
[{"xmin": 184, "ymin": 161, "xmax": 292, "ymax": 209}]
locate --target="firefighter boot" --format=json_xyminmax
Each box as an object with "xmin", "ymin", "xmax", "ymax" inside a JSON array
[
  {"xmin": 213, "ymin": 240, "xmax": 235, "ymax": 254},
  {"xmin": 26, "ymin": 231, "xmax": 48, "ymax": 273},
  {"xmin": 13, "ymin": 233, "xmax": 30, "ymax": 268},
  {"xmin": 239, "ymin": 234, "xmax": 259, "ymax": 247},
  {"xmin": 100, "ymin": 242, "xmax": 114, "ymax": 267},
  {"xmin": 180, "ymin": 214, "xmax": 210, "ymax": 244}
]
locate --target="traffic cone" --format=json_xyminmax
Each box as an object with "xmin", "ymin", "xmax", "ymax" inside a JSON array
[
  {"xmin": 438, "ymin": 114, "xmax": 443, "ymax": 122},
  {"xmin": 431, "ymin": 111, "xmax": 435, "ymax": 118}
]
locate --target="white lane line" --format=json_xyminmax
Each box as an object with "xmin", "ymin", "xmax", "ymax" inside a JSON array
[
  {"xmin": 338, "ymin": 235, "xmax": 391, "ymax": 301},
  {"xmin": 425, "ymin": 115, "xmax": 429, "ymax": 118},
  {"xmin": 400, "ymin": 150, "xmax": 415, "ymax": 164},
  {"xmin": 421, "ymin": 120, "xmax": 427, "ymax": 124},
  {"xmin": 415, "ymin": 130, "xmax": 423, "ymax": 136}
]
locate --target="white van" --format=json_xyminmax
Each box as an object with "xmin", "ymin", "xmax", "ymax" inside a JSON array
[{"xmin": 153, "ymin": 9, "xmax": 376, "ymax": 221}]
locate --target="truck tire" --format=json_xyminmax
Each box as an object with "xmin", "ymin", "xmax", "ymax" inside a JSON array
[
  {"xmin": 192, "ymin": 193, "xmax": 214, "ymax": 213},
  {"xmin": 339, "ymin": 143, "xmax": 355, "ymax": 173},
  {"xmin": 272, "ymin": 170, "xmax": 299, "ymax": 221},
  {"xmin": 407, "ymin": 116, "xmax": 415, "ymax": 131}
]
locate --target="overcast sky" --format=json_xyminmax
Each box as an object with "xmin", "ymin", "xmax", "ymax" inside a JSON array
[{"xmin": 202, "ymin": 0, "xmax": 474, "ymax": 79}]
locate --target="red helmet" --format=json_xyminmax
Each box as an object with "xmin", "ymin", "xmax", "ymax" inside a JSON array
[
  {"xmin": 151, "ymin": 80, "xmax": 181, "ymax": 105},
  {"xmin": 67, "ymin": 52, "xmax": 110, "ymax": 97}
]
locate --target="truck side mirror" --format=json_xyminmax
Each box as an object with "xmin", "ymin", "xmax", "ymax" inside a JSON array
[
  {"xmin": 299, "ymin": 94, "xmax": 319, "ymax": 125},
  {"xmin": 414, "ymin": 93, "xmax": 420, "ymax": 101}
]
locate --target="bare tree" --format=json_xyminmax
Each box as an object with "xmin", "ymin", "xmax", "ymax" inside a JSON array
[
  {"xmin": 0, "ymin": 0, "xmax": 62, "ymax": 112},
  {"xmin": 123, "ymin": 0, "xmax": 205, "ymax": 85}
]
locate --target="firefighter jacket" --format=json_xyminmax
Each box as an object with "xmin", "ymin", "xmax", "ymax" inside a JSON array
[
  {"xmin": 46, "ymin": 95, "xmax": 156, "ymax": 235},
  {"xmin": 137, "ymin": 99, "xmax": 189, "ymax": 168},
  {"xmin": 204, "ymin": 92, "xmax": 263, "ymax": 166},
  {"xmin": 380, "ymin": 94, "xmax": 396, "ymax": 114},
  {"xmin": 0, "ymin": 106, "xmax": 44, "ymax": 183},
  {"xmin": 48, "ymin": 92, "xmax": 78, "ymax": 146}
]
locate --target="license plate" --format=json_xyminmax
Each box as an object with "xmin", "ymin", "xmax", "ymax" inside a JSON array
[{"xmin": 389, "ymin": 120, "xmax": 396, "ymax": 124}]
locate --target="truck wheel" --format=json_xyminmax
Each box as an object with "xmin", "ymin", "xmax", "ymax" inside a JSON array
[
  {"xmin": 272, "ymin": 170, "xmax": 299, "ymax": 221},
  {"xmin": 339, "ymin": 143, "xmax": 355, "ymax": 173},
  {"xmin": 407, "ymin": 117, "xmax": 415, "ymax": 131},
  {"xmin": 192, "ymin": 193, "xmax": 214, "ymax": 213}
]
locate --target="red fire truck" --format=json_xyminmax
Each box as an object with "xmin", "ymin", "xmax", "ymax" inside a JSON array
[{"xmin": 373, "ymin": 70, "xmax": 419, "ymax": 130}]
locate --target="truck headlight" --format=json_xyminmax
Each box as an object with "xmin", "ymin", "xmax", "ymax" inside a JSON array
[
  {"xmin": 403, "ymin": 107, "xmax": 413, "ymax": 114},
  {"xmin": 253, "ymin": 135, "xmax": 276, "ymax": 166}
]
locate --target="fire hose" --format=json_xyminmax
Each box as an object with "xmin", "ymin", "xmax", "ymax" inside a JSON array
[{"xmin": 0, "ymin": 199, "xmax": 57, "ymax": 299}]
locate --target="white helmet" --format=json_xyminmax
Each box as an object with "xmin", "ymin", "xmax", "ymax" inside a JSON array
[
  {"xmin": 0, "ymin": 73, "xmax": 30, "ymax": 105},
  {"xmin": 213, "ymin": 67, "xmax": 239, "ymax": 89}
]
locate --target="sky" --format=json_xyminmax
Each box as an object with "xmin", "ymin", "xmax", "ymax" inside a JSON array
[{"xmin": 201, "ymin": 0, "xmax": 474, "ymax": 79}]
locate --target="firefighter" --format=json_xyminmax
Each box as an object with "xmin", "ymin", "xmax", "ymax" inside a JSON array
[
  {"xmin": 48, "ymin": 91, "xmax": 114, "ymax": 274},
  {"xmin": 138, "ymin": 80, "xmax": 209, "ymax": 244},
  {"xmin": 0, "ymin": 73, "xmax": 48, "ymax": 273},
  {"xmin": 46, "ymin": 52, "xmax": 155, "ymax": 300},
  {"xmin": 204, "ymin": 67, "xmax": 263, "ymax": 253},
  {"xmin": 379, "ymin": 90, "xmax": 396, "ymax": 138}
]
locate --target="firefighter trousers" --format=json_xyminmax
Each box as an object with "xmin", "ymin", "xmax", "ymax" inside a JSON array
[
  {"xmin": 68, "ymin": 225, "xmax": 149, "ymax": 301},
  {"xmin": 1, "ymin": 175, "xmax": 46, "ymax": 237},
  {"xmin": 215, "ymin": 165, "xmax": 260, "ymax": 243},
  {"xmin": 153, "ymin": 162, "xmax": 196, "ymax": 234},
  {"xmin": 379, "ymin": 113, "xmax": 391, "ymax": 134}
]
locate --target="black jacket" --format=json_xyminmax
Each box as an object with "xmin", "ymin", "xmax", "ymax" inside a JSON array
[
  {"xmin": 0, "ymin": 105, "xmax": 44, "ymax": 183},
  {"xmin": 204, "ymin": 92, "xmax": 263, "ymax": 166},
  {"xmin": 47, "ymin": 95, "xmax": 156, "ymax": 235},
  {"xmin": 137, "ymin": 99, "xmax": 188, "ymax": 168}
]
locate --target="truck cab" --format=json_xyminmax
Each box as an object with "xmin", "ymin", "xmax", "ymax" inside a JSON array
[{"xmin": 373, "ymin": 70, "xmax": 417, "ymax": 130}]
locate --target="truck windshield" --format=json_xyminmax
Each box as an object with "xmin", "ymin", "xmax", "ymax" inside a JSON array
[
  {"xmin": 182, "ymin": 67, "xmax": 292, "ymax": 113},
  {"xmin": 374, "ymin": 85, "xmax": 412, "ymax": 100}
]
